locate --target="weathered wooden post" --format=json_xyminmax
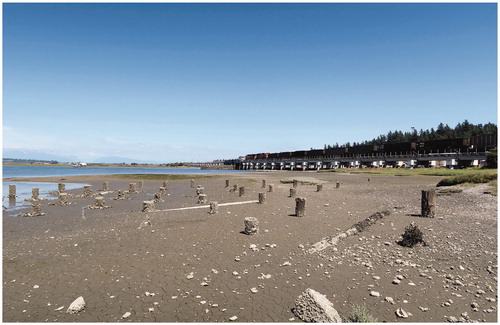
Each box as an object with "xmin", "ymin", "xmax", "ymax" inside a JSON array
[
  {"xmin": 84, "ymin": 185, "xmax": 92, "ymax": 197},
  {"xmin": 259, "ymin": 192, "xmax": 267, "ymax": 204},
  {"xmin": 59, "ymin": 193, "xmax": 69, "ymax": 205},
  {"xmin": 336, "ymin": 182, "xmax": 340, "ymax": 189},
  {"xmin": 32, "ymin": 187, "xmax": 39, "ymax": 200},
  {"xmin": 159, "ymin": 187, "xmax": 166, "ymax": 196},
  {"xmin": 198, "ymin": 194, "xmax": 208, "ymax": 204},
  {"xmin": 31, "ymin": 202, "xmax": 45, "ymax": 216},
  {"xmin": 225, "ymin": 179, "xmax": 230, "ymax": 188},
  {"xmin": 142, "ymin": 200, "xmax": 155, "ymax": 212},
  {"xmin": 196, "ymin": 186, "xmax": 205, "ymax": 195},
  {"xmin": 8, "ymin": 185, "xmax": 16, "ymax": 199},
  {"xmin": 421, "ymin": 189, "xmax": 436, "ymax": 218},
  {"xmin": 153, "ymin": 192, "xmax": 162, "ymax": 203},
  {"xmin": 191, "ymin": 179, "xmax": 195, "ymax": 188},
  {"xmin": 232, "ymin": 184, "xmax": 238, "ymax": 192},
  {"xmin": 295, "ymin": 197, "xmax": 306, "ymax": 217},
  {"xmin": 138, "ymin": 180, "xmax": 144, "ymax": 189},
  {"xmin": 239, "ymin": 186, "xmax": 245, "ymax": 197},
  {"xmin": 368, "ymin": 178, "xmax": 371, "ymax": 182},
  {"xmin": 163, "ymin": 180, "xmax": 169, "ymax": 189},
  {"xmin": 293, "ymin": 179, "xmax": 298, "ymax": 189},
  {"xmin": 290, "ymin": 188, "xmax": 297, "ymax": 197},
  {"xmin": 209, "ymin": 201, "xmax": 219, "ymax": 215},
  {"xmin": 268, "ymin": 184, "xmax": 274, "ymax": 192},
  {"xmin": 58, "ymin": 183, "xmax": 65, "ymax": 193},
  {"xmin": 317, "ymin": 184, "xmax": 323, "ymax": 192},
  {"xmin": 244, "ymin": 217, "xmax": 259, "ymax": 235},
  {"xmin": 95, "ymin": 196, "xmax": 105, "ymax": 208},
  {"xmin": 115, "ymin": 190, "xmax": 125, "ymax": 200},
  {"xmin": 262, "ymin": 179, "xmax": 267, "ymax": 188},
  {"xmin": 129, "ymin": 183, "xmax": 137, "ymax": 193},
  {"xmin": 102, "ymin": 181, "xmax": 109, "ymax": 191}
]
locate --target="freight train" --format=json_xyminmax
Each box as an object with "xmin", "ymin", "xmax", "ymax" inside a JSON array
[{"xmin": 244, "ymin": 134, "xmax": 497, "ymax": 161}]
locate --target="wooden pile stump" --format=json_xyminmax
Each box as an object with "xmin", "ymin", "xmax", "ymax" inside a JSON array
[
  {"xmin": 293, "ymin": 179, "xmax": 298, "ymax": 189},
  {"xmin": 239, "ymin": 186, "xmax": 245, "ymax": 197},
  {"xmin": 8, "ymin": 185, "xmax": 16, "ymax": 199},
  {"xmin": 225, "ymin": 180, "xmax": 230, "ymax": 188},
  {"xmin": 20, "ymin": 203, "xmax": 45, "ymax": 217},
  {"xmin": 114, "ymin": 190, "xmax": 125, "ymax": 200},
  {"xmin": 84, "ymin": 185, "xmax": 92, "ymax": 197},
  {"xmin": 129, "ymin": 183, "xmax": 137, "ymax": 193},
  {"xmin": 259, "ymin": 192, "xmax": 267, "ymax": 204},
  {"xmin": 244, "ymin": 217, "xmax": 259, "ymax": 235},
  {"xmin": 262, "ymin": 179, "xmax": 267, "ymax": 188},
  {"xmin": 102, "ymin": 181, "xmax": 109, "ymax": 191},
  {"xmin": 142, "ymin": 200, "xmax": 155, "ymax": 212},
  {"xmin": 58, "ymin": 183, "xmax": 65, "ymax": 194},
  {"xmin": 295, "ymin": 197, "xmax": 306, "ymax": 217},
  {"xmin": 290, "ymin": 188, "xmax": 297, "ymax": 198},
  {"xmin": 268, "ymin": 184, "xmax": 274, "ymax": 192},
  {"xmin": 317, "ymin": 184, "xmax": 323, "ymax": 192},
  {"xmin": 198, "ymin": 194, "xmax": 208, "ymax": 204},
  {"xmin": 421, "ymin": 189, "xmax": 436, "ymax": 218},
  {"xmin": 209, "ymin": 201, "xmax": 219, "ymax": 215}
]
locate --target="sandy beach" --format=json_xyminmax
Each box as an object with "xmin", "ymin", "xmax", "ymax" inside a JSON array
[{"xmin": 3, "ymin": 171, "xmax": 497, "ymax": 322}]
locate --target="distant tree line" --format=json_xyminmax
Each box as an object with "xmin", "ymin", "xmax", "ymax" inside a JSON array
[{"xmin": 324, "ymin": 120, "xmax": 497, "ymax": 149}]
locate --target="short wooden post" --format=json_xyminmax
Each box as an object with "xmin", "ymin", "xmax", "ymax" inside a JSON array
[
  {"xmin": 129, "ymin": 183, "xmax": 137, "ymax": 193},
  {"xmin": 232, "ymin": 184, "xmax": 238, "ymax": 192},
  {"xmin": 368, "ymin": 178, "xmax": 371, "ymax": 182},
  {"xmin": 58, "ymin": 183, "xmax": 65, "ymax": 193},
  {"xmin": 32, "ymin": 188, "xmax": 39, "ymax": 200},
  {"xmin": 138, "ymin": 180, "xmax": 144, "ymax": 189},
  {"xmin": 163, "ymin": 180, "xmax": 169, "ymax": 189},
  {"xmin": 259, "ymin": 192, "xmax": 266, "ymax": 204},
  {"xmin": 209, "ymin": 201, "xmax": 218, "ymax": 215},
  {"xmin": 225, "ymin": 180, "xmax": 230, "ymax": 188},
  {"xmin": 198, "ymin": 194, "xmax": 208, "ymax": 204},
  {"xmin": 59, "ymin": 193, "xmax": 68, "ymax": 205},
  {"xmin": 290, "ymin": 188, "xmax": 297, "ymax": 197},
  {"xmin": 196, "ymin": 187, "xmax": 205, "ymax": 195},
  {"xmin": 191, "ymin": 179, "xmax": 195, "ymax": 188},
  {"xmin": 142, "ymin": 200, "xmax": 155, "ymax": 212},
  {"xmin": 153, "ymin": 192, "xmax": 162, "ymax": 203},
  {"xmin": 336, "ymin": 182, "xmax": 340, "ymax": 189},
  {"xmin": 421, "ymin": 189, "xmax": 436, "ymax": 218},
  {"xmin": 262, "ymin": 179, "xmax": 267, "ymax": 188},
  {"xmin": 295, "ymin": 197, "xmax": 306, "ymax": 217},
  {"xmin": 103, "ymin": 181, "xmax": 109, "ymax": 191},
  {"xmin": 8, "ymin": 185, "xmax": 16, "ymax": 199},
  {"xmin": 268, "ymin": 184, "xmax": 274, "ymax": 192},
  {"xmin": 95, "ymin": 196, "xmax": 105, "ymax": 208},
  {"xmin": 32, "ymin": 202, "xmax": 44, "ymax": 216},
  {"xmin": 84, "ymin": 185, "xmax": 92, "ymax": 197},
  {"xmin": 317, "ymin": 184, "xmax": 323, "ymax": 192},
  {"xmin": 159, "ymin": 187, "xmax": 166, "ymax": 196},
  {"xmin": 239, "ymin": 186, "xmax": 245, "ymax": 197},
  {"xmin": 116, "ymin": 190, "xmax": 125, "ymax": 200},
  {"xmin": 293, "ymin": 179, "xmax": 298, "ymax": 189},
  {"xmin": 244, "ymin": 217, "xmax": 259, "ymax": 235}
]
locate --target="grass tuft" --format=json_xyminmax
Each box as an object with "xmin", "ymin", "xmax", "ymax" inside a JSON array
[{"xmin": 344, "ymin": 304, "xmax": 377, "ymax": 323}]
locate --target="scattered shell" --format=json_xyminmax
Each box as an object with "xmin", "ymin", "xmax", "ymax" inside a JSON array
[
  {"xmin": 229, "ymin": 316, "xmax": 238, "ymax": 321},
  {"xmin": 66, "ymin": 296, "xmax": 85, "ymax": 314},
  {"xmin": 250, "ymin": 288, "xmax": 258, "ymax": 293},
  {"xmin": 370, "ymin": 291, "xmax": 380, "ymax": 297},
  {"xmin": 122, "ymin": 312, "xmax": 132, "ymax": 319},
  {"xmin": 201, "ymin": 282, "xmax": 209, "ymax": 286},
  {"xmin": 396, "ymin": 308, "xmax": 409, "ymax": 318}
]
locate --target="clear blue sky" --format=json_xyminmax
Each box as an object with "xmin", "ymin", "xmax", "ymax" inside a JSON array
[{"xmin": 3, "ymin": 3, "xmax": 497, "ymax": 163}]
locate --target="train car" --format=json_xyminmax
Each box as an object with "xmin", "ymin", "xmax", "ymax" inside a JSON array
[
  {"xmin": 268, "ymin": 153, "xmax": 280, "ymax": 159},
  {"xmin": 256, "ymin": 152, "xmax": 270, "ymax": 159},
  {"xmin": 420, "ymin": 138, "xmax": 470, "ymax": 153},
  {"xmin": 245, "ymin": 154, "xmax": 257, "ymax": 160},
  {"xmin": 470, "ymin": 134, "xmax": 497, "ymax": 151},
  {"xmin": 290, "ymin": 150, "xmax": 308, "ymax": 159},
  {"xmin": 345, "ymin": 145, "xmax": 379, "ymax": 156},
  {"xmin": 324, "ymin": 147, "xmax": 348, "ymax": 157},
  {"xmin": 279, "ymin": 152, "xmax": 292, "ymax": 159},
  {"xmin": 308, "ymin": 149, "xmax": 325, "ymax": 158},
  {"xmin": 382, "ymin": 142, "xmax": 417, "ymax": 155}
]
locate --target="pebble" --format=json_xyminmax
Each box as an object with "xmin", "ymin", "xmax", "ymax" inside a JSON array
[
  {"xmin": 395, "ymin": 308, "xmax": 409, "ymax": 318},
  {"xmin": 385, "ymin": 297, "xmax": 395, "ymax": 304},
  {"xmin": 370, "ymin": 291, "xmax": 380, "ymax": 297},
  {"xmin": 229, "ymin": 316, "xmax": 238, "ymax": 321},
  {"xmin": 122, "ymin": 312, "xmax": 132, "ymax": 319},
  {"xmin": 186, "ymin": 273, "xmax": 194, "ymax": 280},
  {"xmin": 250, "ymin": 288, "xmax": 258, "ymax": 293}
]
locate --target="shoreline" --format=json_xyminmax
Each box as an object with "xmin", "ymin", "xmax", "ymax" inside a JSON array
[{"xmin": 3, "ymin": 171, "xmax": 497, "ymax": 322}]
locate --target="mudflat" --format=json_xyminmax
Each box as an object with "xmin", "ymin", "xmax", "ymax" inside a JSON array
[{"xmin": 3, "ymin": 171, "xmax": 497, "ymax": 322}]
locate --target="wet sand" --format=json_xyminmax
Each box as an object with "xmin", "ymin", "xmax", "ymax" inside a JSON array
[{"xmin": 3, "ymin": 171, "xmax": 497, "ymax": 322}]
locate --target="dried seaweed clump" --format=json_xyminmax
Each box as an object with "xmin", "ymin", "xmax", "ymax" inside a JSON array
[{"xmin": 398, "ymin": 223, "xmax": 426, "ymax": 247}]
